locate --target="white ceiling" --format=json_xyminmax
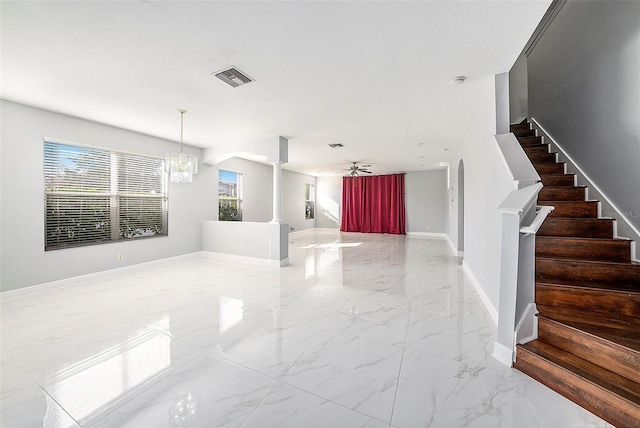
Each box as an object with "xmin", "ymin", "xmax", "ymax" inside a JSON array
[{"xmin": 1, "ymin": 1, "xmax": 550, "ymax": 177}]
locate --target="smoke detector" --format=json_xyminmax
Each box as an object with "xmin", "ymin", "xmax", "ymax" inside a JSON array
[
  {"xmin": 450, "ymin": 76, "xmax": 466, "ymax": 85},
  {"xmin": 328, "ymin": 143, "xmax": 344, "ymax": 148},
  {"xmin": 213, "ymin": 67, "xmax": 254, "ymax": 88}
]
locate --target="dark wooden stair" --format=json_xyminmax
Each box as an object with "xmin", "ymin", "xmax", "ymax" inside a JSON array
[{"xmin": 510, "ymin": 121, "xmax": 640, "ymax": 427}]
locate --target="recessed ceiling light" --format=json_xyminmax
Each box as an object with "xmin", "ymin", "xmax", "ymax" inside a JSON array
[
  {"xmin": 328, "ymin": 143, "xmax": 344, "ymax": 148},
  {"xmin": 416, "ymin": 143, "xmax": 424, "ymax": 146},
  {"xmin": 451, "ymin": 76, "xmax": 466, "ymax": 85},
  {"xmin": 418, "ymin": 156, "xmax": 424, "ymax": 159},
  {"xmin": 443, "ymin": 148, "xmax": 449, "ymax": 151}
]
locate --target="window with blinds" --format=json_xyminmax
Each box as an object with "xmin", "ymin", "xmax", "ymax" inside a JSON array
[{"xmin": 44, "ymin": 141, "xmax": 168, "ymax": 250}]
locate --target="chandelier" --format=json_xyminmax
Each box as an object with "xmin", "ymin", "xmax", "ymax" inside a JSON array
[{"xmin": 166, "ymin": 109, "xmax": 198, "ymax": 183}]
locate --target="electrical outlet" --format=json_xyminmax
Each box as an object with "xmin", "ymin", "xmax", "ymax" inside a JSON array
[{"xmin": 118, "ymin": 254, "xmax": 124, "ymax": 261}]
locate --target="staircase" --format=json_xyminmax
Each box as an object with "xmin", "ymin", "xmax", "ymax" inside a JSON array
[{"xmin": 510, "ymin": 122, "xmax": 640, "ymax": 427}]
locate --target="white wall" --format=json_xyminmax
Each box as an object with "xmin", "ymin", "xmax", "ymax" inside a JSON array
[
  {"xmin": 217, "ymin": 157, "xmax": 272, "ymax": 222},
  {"xmin": 283, "ymin": 170, "xmax": 317, "ymax": 232},
  {"xmin": 447, "ymin": 76, "xmax": 515, "ymax": 313},
  {"xmin": 316, "ymin": 176, "xmax": 342, "ymax": 229},
  {"xmin": 0, "ymin": 101, "xmax": 217, "ymax": 292},
  {"xmin": 216, "ymin": 157, "xmax": 317, "ymax": 231},
  {"xmin": 405, "ymin": 169, "xmax": 447, "ymax": 233},
  {"xmin": 315, "ymin": 172, "xmax": 448, "ymax": 234}
]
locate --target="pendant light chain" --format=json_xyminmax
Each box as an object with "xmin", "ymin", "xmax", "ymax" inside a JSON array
[
  {"xmin": 178, "ymin": 109, "xmax": 186, "ymax": 154},
  {"xmin": 165, "ymin": 108, "xmax": 198, "ymax": 183}
]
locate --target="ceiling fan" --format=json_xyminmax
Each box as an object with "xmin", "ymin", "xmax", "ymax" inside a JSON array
[{"xmin": 343, "ymin": 161, "xmax": 372, "ymax": 176}]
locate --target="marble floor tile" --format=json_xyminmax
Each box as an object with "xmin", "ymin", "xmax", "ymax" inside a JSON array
[
  {"xmin": 1, "ymin": 383, "xmax": 80, "ymax": 428},
  {"xmin": 1, "ymin": 358, "xmax": 80, "ymax": 428},
  {"xmin": 0, "ymin": 231, "xmax": 607, "ymax": 427},
  {"xmin": 282, "ymin": 330, "xmax": 403, "ymax": 422},
  {"xmin": 241, "ymin": 382, "xmax": 388, "ymax": 428},
  {"xmin": 392, "ymin": 349, "xmax": 538, "ymax": 428},
  {"xmin": 513, "ymin": 371, "xmax": 614, "ymax": 428},
  {"xmin": 325, "ymin": 300, "xmax": 411, "ymax": 346},
  {"xmin": 90, "ymin": 354, "xmax": 276, "ymax": 427}
]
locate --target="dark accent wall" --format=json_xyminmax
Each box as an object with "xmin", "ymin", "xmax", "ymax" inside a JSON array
[{"xmin": 528, "ymin": 0, "xmax": 640, "ymax": 231}]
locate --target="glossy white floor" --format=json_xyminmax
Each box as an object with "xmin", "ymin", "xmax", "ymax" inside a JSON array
[{"xmin": 1, "ymin": 231, "xmax": 609, "ymax": 428}]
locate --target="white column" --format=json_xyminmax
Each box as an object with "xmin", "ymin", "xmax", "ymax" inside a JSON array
[{"xmin": 270, "ymin": 161, "xmax": 284, "ymax": 223}]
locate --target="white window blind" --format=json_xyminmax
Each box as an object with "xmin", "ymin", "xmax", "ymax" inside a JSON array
[{"xmin": 44, "ymin": 142, "xmax": 168, "ymax": 250}]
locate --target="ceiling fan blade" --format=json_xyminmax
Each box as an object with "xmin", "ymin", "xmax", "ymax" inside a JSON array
[{"xmin": 362, "ymin": 170, "xmax": 372, "ymax": 174}]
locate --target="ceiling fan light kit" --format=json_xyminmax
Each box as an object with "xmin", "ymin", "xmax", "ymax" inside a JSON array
[{"xmin": 343, "ymin": 161, "xmax": 372, "ymax": 176}]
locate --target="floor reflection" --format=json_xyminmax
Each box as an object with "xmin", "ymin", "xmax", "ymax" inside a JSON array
[{"xmin": 44, "ymin": 317, "xmax": 171, "ymax": 425}]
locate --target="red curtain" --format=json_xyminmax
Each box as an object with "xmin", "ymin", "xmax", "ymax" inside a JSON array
[{"xmin": 340, "ymin": 173, "xmax": 406, "ymax": 235}]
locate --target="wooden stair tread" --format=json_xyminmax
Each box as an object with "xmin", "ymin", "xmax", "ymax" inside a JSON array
[
  {"xmin": 537, "ymin": 256, "xmax": 640, "ymax": 267},
  {"xmin": 538, "ymin": 187, "xmax": 587, "ymax": 202},
  {"xmin": 529, "ymin": 153, "xmax": 557, "ymax": 163},
  {"xmin": 538, "ymin": 174, "xmax": 576, "ymax": 186},
  {"xmin": 537, "ymin": 315, "xmax": 640, "ymax": 385},
  {"xmin": 534, "ymin": 164, "xmax": 566, "ymax": 175},
  {"xmin": 523, "ymin": 144, "xmax": 550, "ymax": 153},
  {"xmin": 510, "ymin": 123, "xmax": 531, "ymax": 131},
  {"xmin": 537, "ymin": 236, "xmax": 630, "ymax": 243},
  {"xmin": 538, "ymin": 312, "xmax": 640, "ymax": 352},
  {"xmin": 513, "ymin": 130, "xmax": 537, "ymax": 137},
  {"xmin": 537, "ymin": 217, "xmax": 614, "ymax": 238},
  {"xmin": 537, "ymin": 304, "xmax": 640, "ymax": 330},
  {"xmin": 539, "ymin": 200, "xmax": 599, "ymax": 218},
  {"xmin": 519, "ymin": 141, "xmax": 545, "ymax": 147},
  {"xmin": 517, "ymin": 340, "xmax": 640, "ymax": 410},
  {"xmin": 540, "ymin": 173, "xmax": 571, "ymax": 176},
  {"xmin": 536, "ymin": 281, "xmax": 640, "ymax": 321},
  {"xmin": 538, "ymin": 199, "xmax": 598, "ymax": 203},
  {"xmin": 536, "ymin": 236, "xmax": 632, "ymax": 262},
  {"xmin": 536, "ymin": 257, "xmax": 640, "ymax": 286},
  {"xmin": 536, "ymin": 280, "xmax": 640, "ymax": 293}
]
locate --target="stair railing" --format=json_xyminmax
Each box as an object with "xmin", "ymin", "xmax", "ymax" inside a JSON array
[{"xmin": 493, "ymin": 133, "xmax": 554, "ymax": 366}]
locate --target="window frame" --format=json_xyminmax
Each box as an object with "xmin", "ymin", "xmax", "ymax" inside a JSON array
[
  {"xmin": 43, "ymin": 139, "xmax": 168, "ymax": 251},
  {"xmin": 218, "ymin": 169, "xmax": 243, "ymax": 221},
  {"xmin": 305, "ymin": 183, "xmax": 315, "ymax": 220}
]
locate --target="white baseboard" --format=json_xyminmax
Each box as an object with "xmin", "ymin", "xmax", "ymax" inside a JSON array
[
  {"xmin": 202, "ymin": 251, "xmax": 288, "ymax": 267},
  {"xmin": 492, "ymin": 342, "xmax": 514, "ymax": 367},
  {"xmin": 462, "ymin": 261, "xmax": 498, "ymax": 326},
  {"xmin": 406, "ymin": 231, "xmax": 447, "ymax": 239},
  {"xmin": 288, "ymin": 228, "xmax": 316, "ymax": 238},
  {"xmin": 0, "ymin": 252, "xmax": 203, "ymax": 303},
  {"xmin": 446, "ymin": 235, "xmax": 458, "ymax": 255},
  {"xmin": 288, "ymin": 227, "xmax": 339, "ymax": 238}
]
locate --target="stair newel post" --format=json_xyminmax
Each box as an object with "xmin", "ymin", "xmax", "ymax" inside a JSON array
[
  {"xmin": 494, "ymin": 183, "xmax": 545, "ymax": 366},
  {"xmin": 494, "ymin": 207, "xmax": 523, "ymax": 365}
]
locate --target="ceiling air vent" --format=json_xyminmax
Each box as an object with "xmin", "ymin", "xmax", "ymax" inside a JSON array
[{"xmin": 213, "ymin": 67, "xmax": 254, "ymax": 88}]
